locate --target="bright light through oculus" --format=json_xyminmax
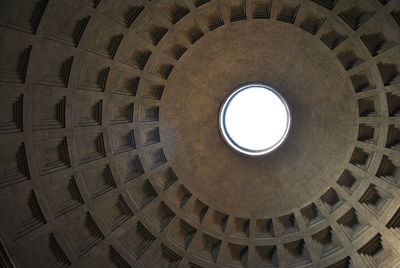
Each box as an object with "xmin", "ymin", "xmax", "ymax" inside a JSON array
[{"xmin": 219, "ymin": 84, "xmax": 291, "ymax": 156}]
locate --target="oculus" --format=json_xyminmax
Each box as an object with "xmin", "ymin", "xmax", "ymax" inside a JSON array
[{"xmin": 219, "ymin": 84, "xmax": 291, "ymax": 156}]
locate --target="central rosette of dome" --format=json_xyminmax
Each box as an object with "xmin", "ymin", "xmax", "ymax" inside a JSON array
[{"xmin": 219, "ymin": 84, "xmax": 291, "ymax": 156}]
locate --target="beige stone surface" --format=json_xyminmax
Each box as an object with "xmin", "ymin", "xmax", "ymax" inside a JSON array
[
  {"xmin": 0, "ymin": 0, "xmax": 400, "ymax": 267},
  {"xmin": 162, "ymin": 20, "xmax": 356, "ymax": 218}
]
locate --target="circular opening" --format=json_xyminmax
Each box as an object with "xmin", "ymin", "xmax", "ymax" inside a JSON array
[{"xmin": 219, "ymin": 84, "xmax": 291, "ymax": 156}]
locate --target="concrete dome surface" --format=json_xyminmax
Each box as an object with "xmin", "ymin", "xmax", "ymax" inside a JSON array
[{"xmin": 0, "ymin": 0, "xmax": 400, "ymax": 267}]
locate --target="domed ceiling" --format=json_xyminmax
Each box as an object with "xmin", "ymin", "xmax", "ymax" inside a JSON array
[{"xmin": 0, "ymin": 0, "xmax": 400, "ymax": 267}]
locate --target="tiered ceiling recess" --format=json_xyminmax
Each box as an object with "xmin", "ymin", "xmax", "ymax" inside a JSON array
[{"xmin": 0, "ymin": 0, "xmax": 400, "ymax": 267}]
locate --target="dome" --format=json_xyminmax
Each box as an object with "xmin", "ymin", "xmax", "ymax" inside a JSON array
[{"xmin": 0, "ymin": 0, "xmax": 400, "ymax": 267}]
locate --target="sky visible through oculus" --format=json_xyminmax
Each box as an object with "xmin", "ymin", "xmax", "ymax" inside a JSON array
[{"xmin": 221, "ymin": 85, "xmax": 290, "ymax": 155}]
